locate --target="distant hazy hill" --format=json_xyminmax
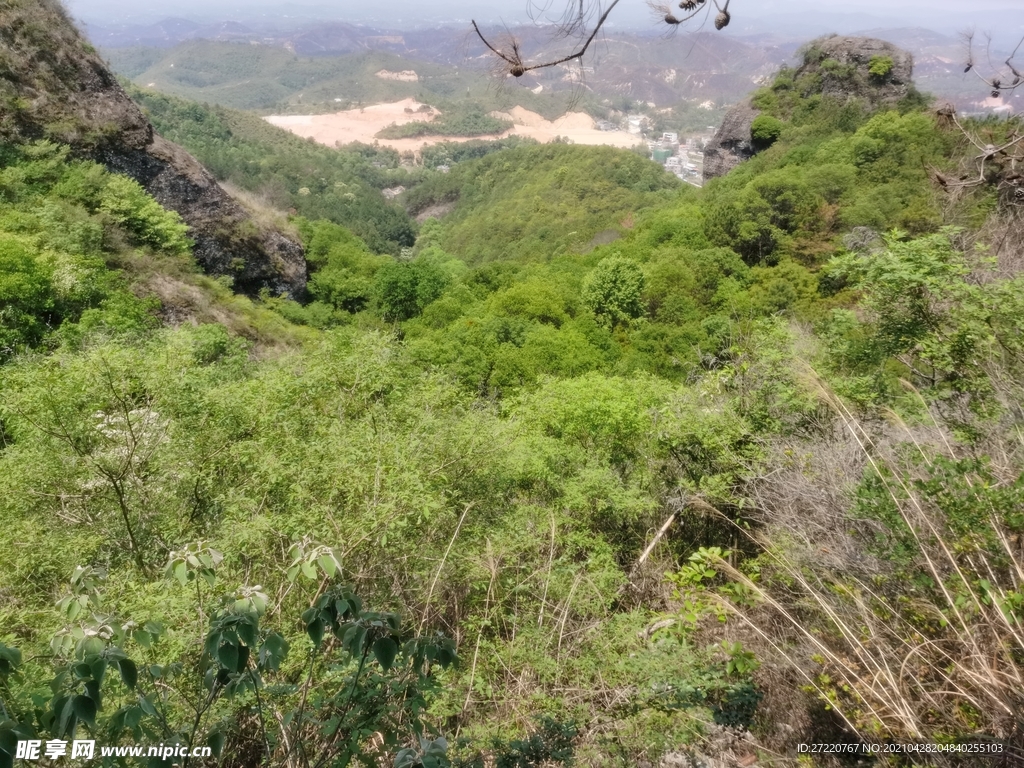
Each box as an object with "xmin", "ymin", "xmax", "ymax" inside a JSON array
[
  {"xmin": 101, "ymin": 27, "xmax": 781, "ymax": 121},
  {"xmin": 95, "ymin": 18, "xmax": 1020, "ymax": 118},
  {"xmin": 116, "ymin": 42, "xmax": 480, "ymax": 112}
]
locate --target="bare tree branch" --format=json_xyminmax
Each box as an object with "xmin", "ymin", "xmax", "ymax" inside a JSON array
[
  {"xmin": 963, "ymin": 29, "xmax": 1024, "ymax": 97},
  {"xmin": 472, "ymin": 0, "xmax": 731, "ymax": 78},
  {"xmin": 474, "ymin": 0, "xmax": 1016, "ymax": 102}
]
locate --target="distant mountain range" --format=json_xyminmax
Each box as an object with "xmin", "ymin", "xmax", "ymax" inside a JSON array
[{"xmin": 87, "ymin": 16, "xmax": 1022, "ymax": 115}]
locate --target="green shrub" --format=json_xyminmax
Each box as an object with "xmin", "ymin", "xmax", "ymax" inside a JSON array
[
  {"xmin": 99, "ymin": 175, "xmax": 191, "ymax": 254},
  {"xmin": 750, "ymin": 115, "xmax": 784, "ymax": 146},
  {"xmin": 868, "ymin": 55, "xmax": 894, "ymax": 79},
  {"xmin": 582, "ymin": 257, "xmax": 646, "ymax": 327},
  {"xmin": 373, "ymin": 260, "xmax": 450, "ymax": 321}
]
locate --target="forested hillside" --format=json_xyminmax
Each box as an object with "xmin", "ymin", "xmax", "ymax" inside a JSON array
[
  {"xmin": 129, "ymin": 89, "xmax": 418, "ymax": 255},
  {"xmin": 2, "ymin": 9, "xmax": 1024, "ymax": 768},
  {"xmin": 109, "ymin": 41, "xmax": 584, "ymax": 120}
]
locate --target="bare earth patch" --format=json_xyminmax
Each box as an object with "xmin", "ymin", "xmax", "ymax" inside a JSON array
[
  {"xmin": 264, "ymin": 98, "xmax": 641, "ymax": 155},
  {"xmin": 414, "ymin": 201, "xmax": 457, "ymax": 223},
  {"xmin": 375, "ymin": 70, "xmax": 418, "ymax": 82}
]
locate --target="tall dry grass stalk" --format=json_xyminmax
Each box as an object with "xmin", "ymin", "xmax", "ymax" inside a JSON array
[{"xmin": 715, "ymin": 371, "xmax": 1024, "ymax": 763}]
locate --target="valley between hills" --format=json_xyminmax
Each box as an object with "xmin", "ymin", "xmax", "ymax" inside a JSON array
[{"xmin": 1, "ymin": 1, "xmax": 1024, "ymax": 767}]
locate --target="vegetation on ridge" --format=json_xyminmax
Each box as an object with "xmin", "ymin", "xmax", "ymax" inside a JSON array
[
  {"xmin": 375, "ymin": 105, "xmax": 513, "ymax": 140},
  {"xmin": 131, "ymin": 88, "xmax": 418, "ymax": 255}
]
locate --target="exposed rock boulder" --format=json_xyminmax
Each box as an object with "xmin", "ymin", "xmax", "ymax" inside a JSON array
[
  {"xmin": 808, "ymin": 35, "xmax": 913, "ymax": 108},
  {"xmin": 704, "ymin": 36, "xmax": 914, "ymax": 182},
  {"xmin": 702, "ymin": 103, "xmax": 760, "ymax": 181},
  {"xmin": 96, "ymin": 137, "xmax": 306, "ymax": 297},
  {"xmin": 0, "ymin": 0, "xmax": 306, "ymax": 298}
]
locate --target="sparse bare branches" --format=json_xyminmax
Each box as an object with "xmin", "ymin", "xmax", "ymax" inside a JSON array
[
  {"xmin": 962, "ymin": 30, "xmax": 1024, "ymax": 98},
  {"xmin": 472, "ymin": 0, "xmax": 731, "ymax": 78},
  {"xmin": 930, "ymin": 105, "xmax": 1023, "ymax": 201}
]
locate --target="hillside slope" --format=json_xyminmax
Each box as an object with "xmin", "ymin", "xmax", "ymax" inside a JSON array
[
  {"xmin": 0, "ymin": 0, "xmax": 306, "ymax": 297},
  {"xmin": 705, "ymin": 35, "xmax": 916, "ymax": 180},
  {"xmin": 1, "ymin": 14, "xmax": 1023, "ymax": 768}
]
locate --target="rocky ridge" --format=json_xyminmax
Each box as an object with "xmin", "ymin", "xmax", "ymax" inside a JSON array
[
  {"xmin": 704, "ymin": 35, "xmax": 914, "ymax": 181},
  {"xmin": 0, "ymin": 0, "xmax": 306, "ymax": 298}
]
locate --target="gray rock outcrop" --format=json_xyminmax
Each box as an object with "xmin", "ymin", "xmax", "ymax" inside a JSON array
[
  {"xmin": 812, "ymin": 35, "xmax": 913, "ymax": 108},
  {"xmin": 702, "ymin": 103, "xmax": 761, "ymax": 181},
  {"xmin": 0, "ymin": 0, "xmax": 306, "ymax": 298}
]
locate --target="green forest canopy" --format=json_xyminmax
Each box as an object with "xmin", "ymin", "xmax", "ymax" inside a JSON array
[{"xmin": 2, "ymin": 50, "xmax": 1024, "ymax": 768}]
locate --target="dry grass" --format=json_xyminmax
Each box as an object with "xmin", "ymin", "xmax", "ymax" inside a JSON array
[
  {"xmin": 106, "ymin": 246, "xmax": 313, "ymax": 355},
  {"xmin": 713, "ymin": 371, "xmax": 1024, "ymax": 764},
  {"xmin": 219, "ymin": 181, "xmax": 301, "ymax": 242}
]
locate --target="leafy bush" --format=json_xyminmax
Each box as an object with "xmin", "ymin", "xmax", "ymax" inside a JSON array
[
  {"xmin": 373, "ymin": 260, "xmax": 450, "ymax": 321},
  {"xmin": 300, "ymin": 218, "xmax": 390, "ymax": 313},
  {"xmin": 582, "ymin": 257, "xmax": 646, "ymax": 327},
  {"xmin": 490, "ymin": 718, "xmax": 577, "ymax": 768},
  {"xmin": 0, "ymin": 558, "xmax": 457, "ymax": 768},
  {"xmin": 0, "ymin": 142, "xmax": 165, "ymax": 358},
  {"xmin": 750, "ymin": 114, "xmax": 783, "ymax": 146},
  {"xmin": 825, "ymin": 229, "xmax": 1024, "ymax": 412},
  {"xmin": 98, "ymin": 175, "xmax": 192, "ymax": 254},
  {"xmin": 868, "ymin": 55, "xmax": 894, "ymax": 79}
]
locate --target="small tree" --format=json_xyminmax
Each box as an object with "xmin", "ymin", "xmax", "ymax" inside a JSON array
[
  {"xmin": 0, "ymin": 546, "xmax": 457, "ymax": 768},
  {"xmin": 373, "ymin": 261, "xmax": 450, "ymax": 322},
  {"xmin": 582, "ymin": 257, "xmax": 645, "ymax": 327},
  {"xmin": 867, "ymin": 55, "xmax": 894, "ymax": 80}
]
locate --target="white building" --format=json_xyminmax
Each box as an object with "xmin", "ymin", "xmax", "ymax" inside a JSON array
[{"xmin": 627, "ymin": 116, "xmax": 645, "ymax": 135}]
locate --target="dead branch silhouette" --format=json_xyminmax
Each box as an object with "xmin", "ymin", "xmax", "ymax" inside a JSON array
[
  {"xmin": 962, "ymin": 30, "xmax": 1024, "ymax": 98},
  {"xmin": 472, "ymin": 0, "xmax": 730, "ymax": 77}
]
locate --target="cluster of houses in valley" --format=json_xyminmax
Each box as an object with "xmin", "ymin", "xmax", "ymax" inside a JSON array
[
  {"xmin": 647, "ymin": 130, "xmax": 713, "ymax": 186},
  {"xmin": 595, "ymin": 113, "xmax": 713, "ymax": 185}
]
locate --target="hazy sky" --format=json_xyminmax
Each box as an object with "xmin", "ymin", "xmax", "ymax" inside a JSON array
[{"xmin": 65, "ymin": 0, "xmax": 1024, "ymax": 36}]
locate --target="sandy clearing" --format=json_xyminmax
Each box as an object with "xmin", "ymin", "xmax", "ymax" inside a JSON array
[
  {"xmin": 487, "ymin": 106, "xmax": 640, "ymax": 148},
  {"xmin": 264, "ymin": 99, "xmax": 642, "ymax": 155}
]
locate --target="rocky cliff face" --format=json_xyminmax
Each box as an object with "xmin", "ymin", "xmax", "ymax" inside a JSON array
[
  {"xmin": 809, "ymin": 36, "xmax": 913, "ymax": 108},
  {"xmin": 702, "ymin": 103, "xmax": 760, "ymax": 181},
  {"xmin": 0, "ymin": 0, "xmax": 306, "ymax": 298},
  {"xmin": 704, "ymin": 36, "xmax": 914, "ymax": 182}
]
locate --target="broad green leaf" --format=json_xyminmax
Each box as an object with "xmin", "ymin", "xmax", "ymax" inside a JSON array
[
  {"xmin": 72, "ymin": 694, "xmax": 97, "ymax": 726},
  {"xmin": 318, "ymin": 554, "xmax": 337, "ymax": 577},
  {"xmin": 172, "ymin": 561, "xmax": 188, "ymax": 585},
  {"xmin": 372, "ymin": 637, "xmax": 398, "ymax": 671},
  {"xmin": 138, "ymin": 695, "xmax": 158, "ymax": 717},
  {"xmin": 307, "ymin": 619, "xmax": 325, "ymax": 649},
  {"xmin": 217, "ymin": 642, "xmax": 239, "ymax": 672},
  {"xmin": 56, "ymin": 696, "xmax": 75, "ymax": 738},
  {"xmin": 208, "ymin": 731, "xmax": 226, "ymax": 758},
  {"xmin": 117, "ymin": 659, "xmax": 138, "ymax": 689},
  {"xmin": 237, "ymin": 619, "xmax": 258, "ymax": 649}
]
